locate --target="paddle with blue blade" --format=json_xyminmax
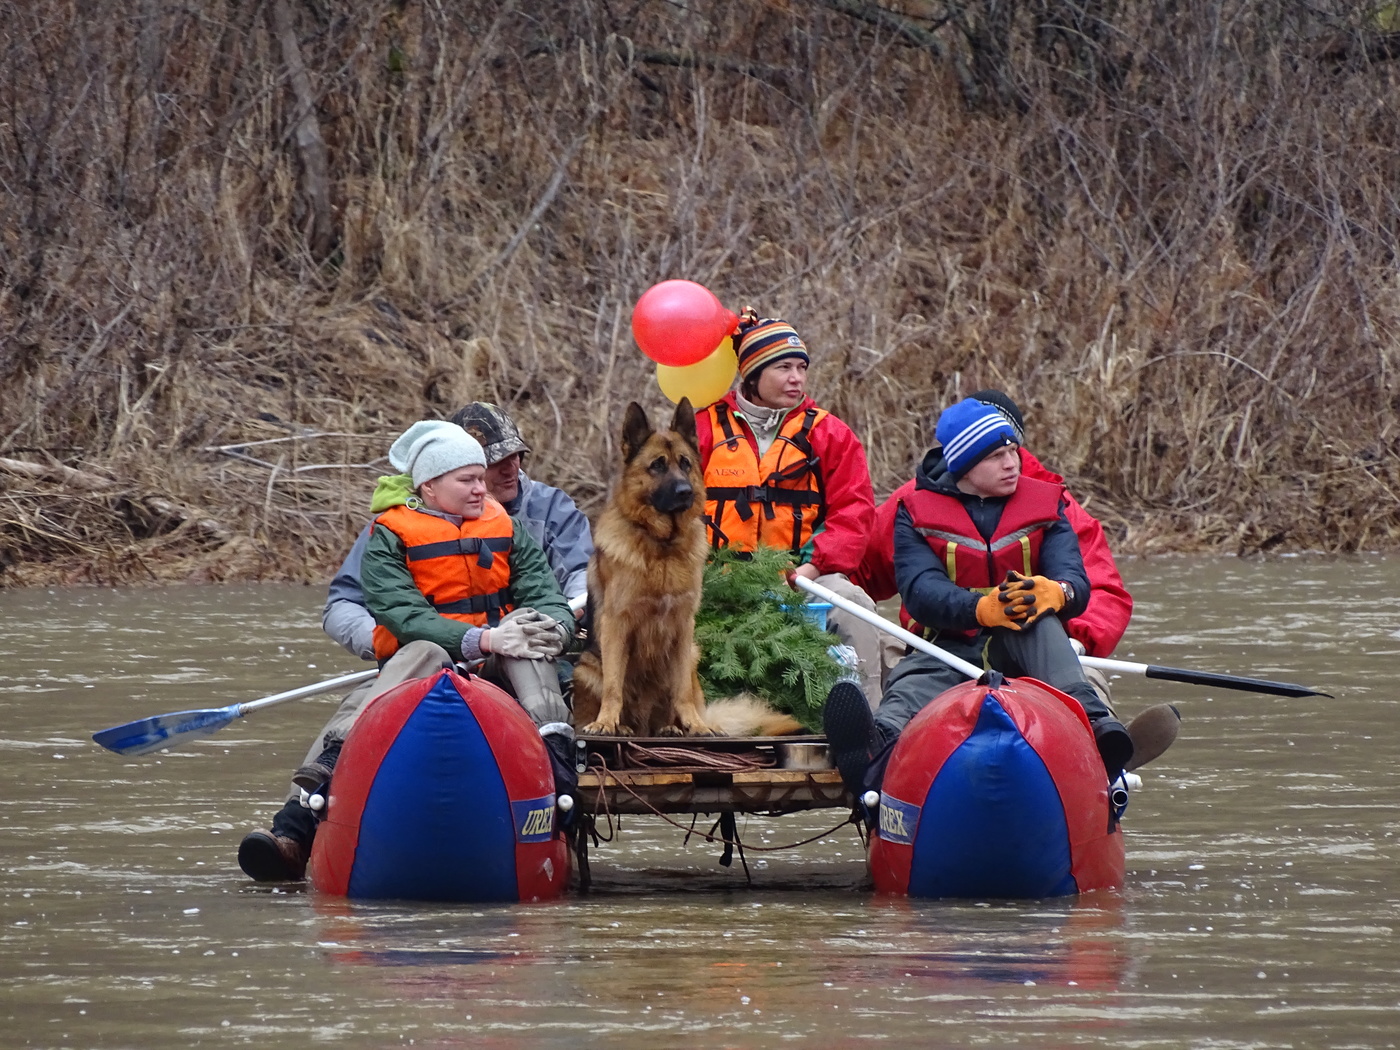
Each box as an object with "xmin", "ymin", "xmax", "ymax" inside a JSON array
[{"xmin": 92, "ymin": 668, "xmax": 379, "ymax": 757}]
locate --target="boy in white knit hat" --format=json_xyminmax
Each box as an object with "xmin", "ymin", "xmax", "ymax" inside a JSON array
[{"xmin": 237, "ymin": 421, "xmax": 576, "ymax": 883}]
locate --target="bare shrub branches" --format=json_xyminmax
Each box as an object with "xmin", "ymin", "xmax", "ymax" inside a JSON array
[{"xmin": 1, "ymin": 0, "xmax": 1398, "ymax": 584}]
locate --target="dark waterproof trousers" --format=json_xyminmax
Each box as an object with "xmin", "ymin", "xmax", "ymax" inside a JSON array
[{"xmin": 874, "ymin": 614, "xmax": 1108, "ymax": 743}]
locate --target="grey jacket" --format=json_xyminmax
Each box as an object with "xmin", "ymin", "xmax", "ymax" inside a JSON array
[{"xmin": 322, "ymin": 470, "xmax": 594, "ymax": 659}]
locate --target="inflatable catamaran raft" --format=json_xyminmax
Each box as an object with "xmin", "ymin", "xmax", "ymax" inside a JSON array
[{"xmin": 302, "ymin": 664, "xmax": 1129, "ymax": 902}]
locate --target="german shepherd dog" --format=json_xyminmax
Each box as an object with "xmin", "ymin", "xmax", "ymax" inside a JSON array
[{"xmin": 572, "ymin": 400, "xmax": 800, "ymax": 737}]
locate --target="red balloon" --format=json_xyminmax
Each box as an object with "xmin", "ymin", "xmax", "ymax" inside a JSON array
[{"xmin": 632, "ymin": 280, "xmax": 739, "ymax": 367}]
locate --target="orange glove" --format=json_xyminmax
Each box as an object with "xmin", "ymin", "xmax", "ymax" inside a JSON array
[
  {"xmin": 975, "ymin": 591, "xmax": 1022, "ymax": 631},
  {"xmin": 998, "ymin": 571, "xmax": 1067, "ymax": 625}
]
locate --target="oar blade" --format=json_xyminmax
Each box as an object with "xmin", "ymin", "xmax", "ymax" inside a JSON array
[
  {"xmin": 92, "ymin": 706, "xmax": 239, "ymax": 756},
  {"xmin": 1143, "ymin": 665, "xmax": 1330, "ymax": 699}
]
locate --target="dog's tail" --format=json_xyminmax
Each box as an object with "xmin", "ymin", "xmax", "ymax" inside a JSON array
[{"xmin": 703, "ymin": 693, "xmax": 805, "ymax": 737}]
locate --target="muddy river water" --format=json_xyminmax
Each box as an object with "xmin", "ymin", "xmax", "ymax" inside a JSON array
[{"xmin": 1, "ymin": 555, "xmax": 1397, "ymax": 1048}]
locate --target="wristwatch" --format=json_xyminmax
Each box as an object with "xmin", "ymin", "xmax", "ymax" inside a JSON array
[{"xmin": 1058, "ymin": 580, "xmax": 1076, "ymax": 605}]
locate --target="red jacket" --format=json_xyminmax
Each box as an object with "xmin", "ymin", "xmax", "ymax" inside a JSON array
[
  {"xmin": 696, "ymin": 392, "xmax": 874, "ymax": 576},
  {"xmin": 853, "ymin": 448, "xmax": 1132, "ymax": 657}
]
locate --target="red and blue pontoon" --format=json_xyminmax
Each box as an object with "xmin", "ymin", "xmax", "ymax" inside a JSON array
[
  {"xmin": 308, "ymin": 668, "xmax": 570, "ymax": 902},
  {"xmin": 868, "ymin": 675, "xmax": 1125, "ymax": 898}
]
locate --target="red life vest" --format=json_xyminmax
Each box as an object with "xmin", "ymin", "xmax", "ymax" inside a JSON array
[
  {"xmin": 702, "ymin": 401, "xmax": 828, "ymax": 557},
  {"xmin": 898, "ymin": 476, "xmax": 1065, "ymax": 640},
  {"xmin": 370, "ymin": 499, "xmax": 515, "ymax": 660}
]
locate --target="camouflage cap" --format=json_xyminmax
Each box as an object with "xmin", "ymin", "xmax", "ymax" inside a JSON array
[{"xmin": 449, "ymin": 402, "xmax": 531, "ymax": 465}]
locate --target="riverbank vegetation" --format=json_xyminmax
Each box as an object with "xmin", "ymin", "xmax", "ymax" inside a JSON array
[{"xmin": 2, "ymin": 1, "xmax": 1398, "ymax": 585}]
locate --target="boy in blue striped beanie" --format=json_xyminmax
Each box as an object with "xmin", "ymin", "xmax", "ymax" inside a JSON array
[
  {"xmin": 823, "ymin": 396, "xmax": 1134, "ymax": 812},
  {"xmin": 935, "ymin": 397, "xmax": 1021, "ymax": 482}
]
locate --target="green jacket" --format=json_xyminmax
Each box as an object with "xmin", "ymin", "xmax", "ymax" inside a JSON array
[{"xmin": 361, "ymin": 474, "xmax": 575, "ymax": 655}]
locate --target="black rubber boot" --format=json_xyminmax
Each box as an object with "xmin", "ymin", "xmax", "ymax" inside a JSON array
[
  {"xmin": 541, "ymin": 730, "xmax": 578, "ymax": 800},
  {"xmin": 823, "ymin": 682, "xmax": 881, "ymax": 800},
  {"xmin": 237, "ymin": 831, "xmax": 308, "ymax": 882},
  {"xmin": 1092, "ymin": 717, "xmax": 1135, "ymax": 782},
  {"xmin": 1062, "ymin": 680, "xmax": 1135, "ymax": 781}
]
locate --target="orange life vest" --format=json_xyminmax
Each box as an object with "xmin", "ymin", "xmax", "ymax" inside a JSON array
[
  {"xmin": 370, "ymin": 499, "xmax": 515, "ymax": 660},
  {"xmin": 897, "ymin": 476, "xmax": 1065, "ymax": 641},
  {"xmin": 703, "ymin": 401, "xmax": 828, "ymax": 557}
]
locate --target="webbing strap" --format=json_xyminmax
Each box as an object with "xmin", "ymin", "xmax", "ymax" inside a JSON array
[
  {"xmin": 407, "ymin": 535, "xmax": 512, "ymax": 569},
  {"xmin": 706, "ymin": 485, "xmax": 823, "ymax": 508},
  {"xmin": 703, "ymin": 512, "xmax": 729, "ymax": 547},
  {"xmin": 433, "ymin": 588, "xmax": 513, "ymax": 627},
  {"xmin": 717, "ymin": 403, "xmax": 739, "ymax": 442}
]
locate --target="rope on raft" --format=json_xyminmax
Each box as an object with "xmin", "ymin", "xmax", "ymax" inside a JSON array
[
  {"xmin": 615, "ymin": 740, "xmax": 775, "ymax": 772},
  {"xmin": 579, "ymin": 751, "xmax": 864, "ymax": 885}
]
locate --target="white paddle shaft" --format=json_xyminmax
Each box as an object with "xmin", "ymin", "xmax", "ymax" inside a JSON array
[
  {"xmin": 237, "ymin": 668, "xmax": 379, "ymax": 715},
  {"xmin": 236, "ymin": 596, "xmax": 585, "ymax": 719},
  {"xmin": 1079, "ymin": 655, "xmax": 1148, "ymax": 676},
  {"xmin": 791, "ymin": 574, "xmax": 984, "ymax": 680}
]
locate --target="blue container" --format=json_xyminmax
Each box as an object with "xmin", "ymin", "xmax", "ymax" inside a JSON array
[{"xmin": 770, "ymin": 593, "xmax": 834, "ymax": 631}]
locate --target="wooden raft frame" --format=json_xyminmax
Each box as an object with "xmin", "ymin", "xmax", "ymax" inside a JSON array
[
  {"xmin": 566, "ymin": 735, "xmax": 859, "ymax": 891},
  {"xmin": 573, "ymin": 734, "xmax": 851, "ymax": 816}
]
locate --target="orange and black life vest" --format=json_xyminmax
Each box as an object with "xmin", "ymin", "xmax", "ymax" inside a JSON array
[
  {"xmin": 703, "ymin": 401, "xmax": 828, "ymax": 557},
  {"xmin": 370, "ymin": 499, "xmax": 515, "ymax": 660},
  {"xmin": 897, "ymin": 476, "xmax": 1065, "ymax": 641}
]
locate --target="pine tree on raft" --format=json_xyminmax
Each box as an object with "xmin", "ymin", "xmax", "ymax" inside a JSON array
[{"xmin": 694, "ymin": 547, "xmax": 842, "ymax": 732}]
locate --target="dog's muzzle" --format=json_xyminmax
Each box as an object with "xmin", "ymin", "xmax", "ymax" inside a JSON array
[{"xmin": 651, "ymin": 478, "xmax": 694, "ymax": 514}]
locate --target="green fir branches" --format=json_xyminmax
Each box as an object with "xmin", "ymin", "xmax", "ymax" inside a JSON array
[{"xmin": 694, "ymin": 547, "xmax": 842, "ymax": 732}]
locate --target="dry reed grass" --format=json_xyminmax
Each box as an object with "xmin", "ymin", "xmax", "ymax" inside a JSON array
[{"xmin": 1, "ymin": 0, "xmax": 1398, "ymax": 586}]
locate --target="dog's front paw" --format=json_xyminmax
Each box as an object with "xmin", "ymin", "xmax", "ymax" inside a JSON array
[
  {"xmin": 578, "ymin": 720, "xmax": 630, "ymax": 737},
  {"xmin": 665, "ymin": 722, "xmax": 725, "ymax": 738}
]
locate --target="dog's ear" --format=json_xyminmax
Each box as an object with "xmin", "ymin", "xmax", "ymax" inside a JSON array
[
  {"xmin": 621, "ymin": 402, "xmax": 654, "ymax": 463},
  {"xmin": 670, "ymin": 397, "xmax": 698, "ymax": 454}
]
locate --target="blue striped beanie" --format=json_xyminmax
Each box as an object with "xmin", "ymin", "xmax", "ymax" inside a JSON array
[{"xmin": 936, "ymin": 398, "xmax": 1020, "ymax": 479}]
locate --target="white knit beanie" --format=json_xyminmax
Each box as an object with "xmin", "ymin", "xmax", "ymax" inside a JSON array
[{"xmin": 388, "ymin": 420, "xmax": 487, "ymax": 488}]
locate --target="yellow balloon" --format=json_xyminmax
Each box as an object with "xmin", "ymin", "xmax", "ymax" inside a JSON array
[{"xmin": 655, "ymin": 340, "xmax": 738, "ymax": 407}]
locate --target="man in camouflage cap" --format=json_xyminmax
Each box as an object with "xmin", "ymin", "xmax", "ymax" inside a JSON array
[
  {"xmin": 453, "ymin": 401, "xmax": 530, "ymax": 459},
  {"xmin": 452, "ymin": 402, "xmax": 531, "ymax": 508}
]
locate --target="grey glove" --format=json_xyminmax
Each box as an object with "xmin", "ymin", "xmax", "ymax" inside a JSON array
[
  {"xmin": 484, "ymin": 618, "xmax": 540, "ymax": 659},
  {"xmin": 485, "ymin": 614, "xmax": 565, "ymax": 660},
  {"xmin": 523, "ymin": 618, "xmax": 568, "ymax": 659},
  {"xmin": 509, "ymin": 608, "xmax": 568, "ymax": 656},
  {"xmin": 502, "ymin": 608, "xmax": 554, "ymax": 629}
]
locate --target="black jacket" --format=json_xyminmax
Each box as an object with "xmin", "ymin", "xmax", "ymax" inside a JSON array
[{"xmin": 893, "ymin": 447, "xmax": 1091, "ymax": 634}]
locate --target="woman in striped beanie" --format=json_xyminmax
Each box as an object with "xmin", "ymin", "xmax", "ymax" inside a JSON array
[{"xmin": 693, "ymin": 313, "xmax": 883, "ymax": 706}]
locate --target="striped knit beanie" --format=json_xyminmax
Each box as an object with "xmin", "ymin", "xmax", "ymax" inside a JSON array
[
  {"xmin": 736, "ymin": 318, "xmax": 809, "ymax": 381},
  {"xmin": 969, "ymin": 388, "xmax": 1026, "ymax": 445},
  {"xmin": 935, "ymin": 398, "xmax": 1020, "ymax": 479}
]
